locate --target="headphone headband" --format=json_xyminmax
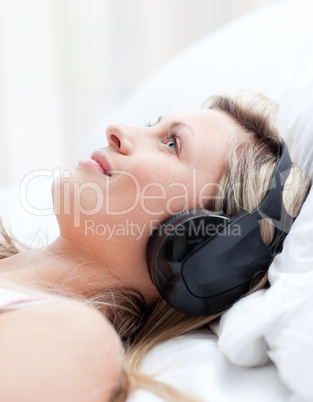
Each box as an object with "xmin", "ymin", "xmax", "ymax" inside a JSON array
[{"xmin": 252, "ymin": 140, "xmax": 294, "ymax": 253}]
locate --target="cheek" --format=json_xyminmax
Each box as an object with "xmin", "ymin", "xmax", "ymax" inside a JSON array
[
  {"xmin": 104, "ymin": 173, "xmax": 141, "ymax": 215},
  {"xmin": 194, "ymin": 166, "xmax": 226, "ymax": 209},
  {"xmin": 153, "ymin": 183, "xmax": 191, "ymax": 215},
  {"xmin": 137, "ymin": 179, "xmax": 168, "ymax": 218},
  {"xmin": 138, "ymin": 172, "xmax": 196, "ymax": 218}
]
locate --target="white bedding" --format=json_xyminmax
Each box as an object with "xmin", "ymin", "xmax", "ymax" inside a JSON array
[
  {"xmin": 128, "ymin": 333, "xmax": 289, "ymax": 402},
  {"xmin": 219, "ymin": 188, "xmax": 313, "ymax": 401},
  {"xmin": 1, "ymin": 0, "xmax": 313, "ymax": 400}
]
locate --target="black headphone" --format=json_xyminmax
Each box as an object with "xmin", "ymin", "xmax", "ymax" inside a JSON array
[{"xmin": 146, "ymin": 140, "xmax": 294, "ymax": 316}]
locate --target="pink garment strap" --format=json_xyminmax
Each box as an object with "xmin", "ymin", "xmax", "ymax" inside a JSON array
[{"xmin": 0, "ymin": 288, "xmax": 50, "ymax": 311}]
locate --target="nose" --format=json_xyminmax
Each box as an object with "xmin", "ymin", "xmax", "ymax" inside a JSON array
[{"xmin": 106, "ymin": 124, "xmax": 138, "ymax": 155}]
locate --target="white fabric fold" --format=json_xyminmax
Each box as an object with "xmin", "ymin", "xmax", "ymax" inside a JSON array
[{"xmin": 218, "ymin": 191, "xmax": 313, "ymax": 401}]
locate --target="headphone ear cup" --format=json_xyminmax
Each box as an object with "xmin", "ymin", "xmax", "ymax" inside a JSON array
[
  {"xmin": 146, "ymin": 210, "xmax": 193, "ymax": 271},
  {"xmin": 146, "ymin": 209, "xmax": 230, "ymax": 289}
]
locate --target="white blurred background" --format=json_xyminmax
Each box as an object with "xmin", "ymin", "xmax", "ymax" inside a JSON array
[{"xmin": 0, "ymin": 0, "xmax": 278, "ymax": 188}]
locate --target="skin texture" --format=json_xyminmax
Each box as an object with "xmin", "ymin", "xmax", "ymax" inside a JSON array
[{"xmin": 0, "ymin": 299, "xmax": 123, "ymax": 402}]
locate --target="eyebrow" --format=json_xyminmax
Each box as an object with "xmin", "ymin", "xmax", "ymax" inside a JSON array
[
  {"xmin": 155, "ymin": 115, "xmax": 194, "ymax": 135},
  {"xmin": 155, "ymin": 115, "xmax": 162, "ymax": 125}
]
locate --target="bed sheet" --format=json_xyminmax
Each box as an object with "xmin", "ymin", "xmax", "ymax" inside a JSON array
[{"xmin": 128, "ymin": 333, "xmax": 289, "ymax": 402}]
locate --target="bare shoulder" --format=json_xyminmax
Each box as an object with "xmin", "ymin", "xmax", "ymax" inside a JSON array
[{"xmin": 0, "ymin": 299, "xmax": 123, "ymax": 402}]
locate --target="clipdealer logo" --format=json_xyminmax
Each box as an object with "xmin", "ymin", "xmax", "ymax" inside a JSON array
[{"xmin": 19, "ymin": 168, "xmax": 225, "ymax": 226}]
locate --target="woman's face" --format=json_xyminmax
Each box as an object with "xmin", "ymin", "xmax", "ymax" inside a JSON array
[{"xmin": 54, "ymin": 109, "xmax": 243, "ymax": 302}]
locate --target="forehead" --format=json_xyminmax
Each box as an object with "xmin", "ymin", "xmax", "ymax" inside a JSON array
[
  {"xmin": 160, "ymin": 108, "xmax": 241, "ymax": 135},
  {"xmin": 160, "ymin": 108, "xmax": 244, "ymax": 148}
]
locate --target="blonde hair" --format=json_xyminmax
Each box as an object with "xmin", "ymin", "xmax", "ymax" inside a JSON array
[
  {"xmin": 206, "ymin": 92, "xmax": 309, "ymax": 245},
  {"xmin": 0, "ymin": 92, "xmax": 310, "ymax": 402}
]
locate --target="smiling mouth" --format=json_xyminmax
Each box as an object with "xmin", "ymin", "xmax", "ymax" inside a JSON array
[
  {"xmin": 79, "ymin": 151, "xmax": 112, "ymax": 176},
  {"xmin": 91, "ymin": 151, "xmax": 112, "ymax": 177}
]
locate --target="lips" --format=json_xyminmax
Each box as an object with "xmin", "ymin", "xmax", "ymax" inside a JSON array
[{"xmin": 91, "ymin": 150, "xmax": 112, "ymax": 176}]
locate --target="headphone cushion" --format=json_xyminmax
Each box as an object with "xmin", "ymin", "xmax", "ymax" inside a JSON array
[
  {"xmin": 146, "ymin": 210, "xmax": 194, "ymax": 273},
  {"xmin": 146, "ymin": 209, "xmax": 230, "ymax": 283}
]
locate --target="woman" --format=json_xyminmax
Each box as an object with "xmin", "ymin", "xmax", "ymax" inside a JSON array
[{"xmin": 0, "ymin": 91, "xmax": 310, "ymax": 401}]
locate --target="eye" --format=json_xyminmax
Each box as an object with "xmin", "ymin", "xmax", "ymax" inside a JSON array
[{"xmin": 163, "ymin": 130, "xmax": 179, "ymax": 155}]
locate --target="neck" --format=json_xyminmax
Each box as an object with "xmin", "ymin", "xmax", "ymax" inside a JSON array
[{"xmin": 0, "ymin": 235, "xmax": 118, "ymax": 298}]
